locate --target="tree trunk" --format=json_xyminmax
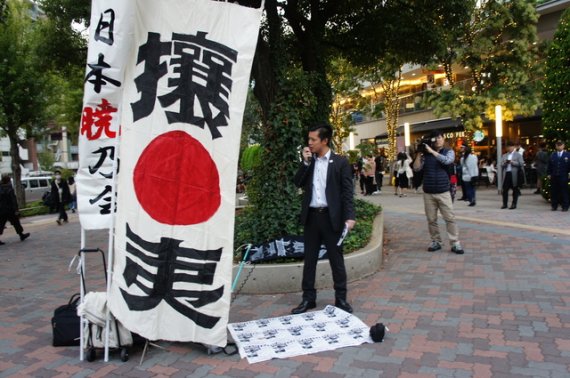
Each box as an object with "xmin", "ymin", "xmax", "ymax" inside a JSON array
[
  {"xmin": 382, "ymin": 70, "xmax": 402, "ymax": 162},
  {"xmin": 8, "ymin": 133, "xmax": 25, "ymax": 207}
]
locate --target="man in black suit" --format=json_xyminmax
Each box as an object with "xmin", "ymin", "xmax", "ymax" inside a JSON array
[
  {"xmin": 291, "ymin": 122, "xmax": 356, "ymax": 314},
  {"xmin": 547, "ymin": 140, "xmax": 570, "ymax": 211}
]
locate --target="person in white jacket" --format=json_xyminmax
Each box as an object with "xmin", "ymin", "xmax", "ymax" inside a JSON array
[
  {"xmin": 395, "ymin": 152, "xmax": 413, "ymax": 197},
  {"xmin": 460, "ymin": 145, "xmax": 479, "ymax": 206}
]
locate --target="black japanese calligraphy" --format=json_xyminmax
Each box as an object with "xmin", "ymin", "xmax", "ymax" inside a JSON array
[
  {"xmin": 120, "ymin": 224, "xmax": 224, "ymax": 329},
  {"xmin": 88, "ymin": 184, "xmax": 113, "ymax": 214},
  {"xmin": 88, "ymin": 146, "xmax": 116, "ymax": 179},
  {"xmin": 85, "ymin": 53, "xmax": 122, "ymax": 93},
  {"xmin": 131, "ymin": 31, "xmax": 238, "ymax": 139},
  {"xmin": 94, "ymin": 9, "xmax": 115, "ymax": 45}
]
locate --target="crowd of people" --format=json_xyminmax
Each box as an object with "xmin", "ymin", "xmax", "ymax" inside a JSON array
[{"xmin": 353, "ymin": 137, "xmax": 568, "ymax": 211}]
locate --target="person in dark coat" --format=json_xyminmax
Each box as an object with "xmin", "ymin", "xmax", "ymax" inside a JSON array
[
  {"xmin": 51, "ymin": 170, "xmax": 71, "ymax": 225},
  {"xmin": 0, "ymin": 176, "xmax": 30, "ymax": 244},
  {"xmin": 547, "ymin": 140, "xmax": 570, "ymax": 211},
  {"xmin": 292, "ymin": 122, "xmax": 356, "ymax": 314}
]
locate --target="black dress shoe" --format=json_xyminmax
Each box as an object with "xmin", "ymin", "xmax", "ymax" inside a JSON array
[
  {"xmin": 563, "ymin": 208, "xmax": 569, "ymax": 212},
  {"xmin": 501, "ymin": 205, "xmax": 507, "ymax": 209},
  {"xmin": 19, "ymin": 233, "xmax": 30, "ymax": 241},
  {"xmin": 335, "ymin": 299, "xmax": 353, "ymax": 313},
  {"xmin": 509, "ymin": 205, "xmax": 516, "ymax": 209},
  {"xmin": 552, "ymin": 208, "xmax": 558, "ymax": 211},
  {"xmin": 291, "ymin": 301, "xmax": 316, "ymax": 314}
]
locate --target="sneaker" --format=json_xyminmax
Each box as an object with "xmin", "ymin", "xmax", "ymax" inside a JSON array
[
  {"xmin": 19, "ymin": 233, "xmax": 30, "ymax": 241},
  {"xmin": 427, "ymin": 241, "xmax": 442, "ymax": 252},
  {"xmin": 451, "ymin": 242, "xmax": 464, "ymax": 255}
]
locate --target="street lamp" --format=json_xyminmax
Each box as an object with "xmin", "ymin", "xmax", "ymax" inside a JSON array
[
  {"xmin": 495, "ymin": 105, "xmax": 503, "ymax": 194},
  {"xmin": 404, "ymin": 122, "xmax": 410, "ymax": 153}
]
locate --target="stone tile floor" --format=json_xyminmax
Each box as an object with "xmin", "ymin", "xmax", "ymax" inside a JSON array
[{"xmin": 1, "ymin": 187, "xmax": 569, "ymax": 377}]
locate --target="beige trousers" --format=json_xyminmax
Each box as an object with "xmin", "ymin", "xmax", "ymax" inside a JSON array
[{"xmin": 423, "ymin": 191, "xmax": 459, "ymax": 244}]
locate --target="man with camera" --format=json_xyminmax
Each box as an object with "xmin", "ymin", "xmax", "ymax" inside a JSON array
[{"xmin": 413, "ymin": 130, "xmax": 464, "ymax": 254}]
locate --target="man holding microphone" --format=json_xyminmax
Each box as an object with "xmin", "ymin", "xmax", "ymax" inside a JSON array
[{"xmin": 292, "ymin": 122, "xmax": 356, "ymax": 314}]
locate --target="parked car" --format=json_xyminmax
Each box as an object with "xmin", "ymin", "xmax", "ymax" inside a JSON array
[{"xmin": 20, "ymin": 176, "xmax": 51, "ymax": 202}]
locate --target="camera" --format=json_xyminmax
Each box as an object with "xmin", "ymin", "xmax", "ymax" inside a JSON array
[{"xmin": 416, "ymin": 135, "xmax": 435, "ymax": 154}]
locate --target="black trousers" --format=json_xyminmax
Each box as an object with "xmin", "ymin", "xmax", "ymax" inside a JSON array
[
  {"xmin": 302, "ymin": 210, "xmax": 347, "ymax": 302},
  {"xmin": 502, "ymin": 172, "xmax": 520, "ymax": 206},
  {"xmin": 0, "ymin": 212, "xmax": 24, "ymax": 236},
  {"xmin": 550, "ymin": 176, "xmax": 569, "ymax": 210},
  {"xmin": 57, "ymin": 203, "xmax": 68, "ymax": 221},
  {"xmin": 375, "ymin": 171, "xmax": 383, "ymax": 191}
]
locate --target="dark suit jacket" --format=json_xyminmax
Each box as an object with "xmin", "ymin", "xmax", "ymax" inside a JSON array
[
  {"xmin": 294, "ymin": 151, "xmax": 355, "ymax": 232},
  {"xmin": 547, "ymin": 151, "xmax": 570, "ymax": 178}
]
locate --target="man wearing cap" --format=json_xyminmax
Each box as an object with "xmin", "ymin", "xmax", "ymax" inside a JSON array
[{"xmin": 547, "ymin": 140, "xmax": 570, "ymax": 211}]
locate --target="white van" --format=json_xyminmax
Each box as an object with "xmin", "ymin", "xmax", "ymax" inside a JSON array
[{"xmin": 20, "ymin": 176, "xmax": 52, "ymax": 202}]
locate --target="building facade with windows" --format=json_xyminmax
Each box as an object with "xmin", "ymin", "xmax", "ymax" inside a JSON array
[{"xmin": 347, "ymin": 0, "xmax": 570, "ymax": 163}]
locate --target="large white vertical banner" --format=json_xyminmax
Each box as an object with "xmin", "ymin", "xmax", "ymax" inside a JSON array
[
  {"xmin": 108, "ymin": 0, "xmax": 262, "ymax": 346},
  {"xmin": 77, "ymin": 1, "xmax": 135, "ymax": 230}
]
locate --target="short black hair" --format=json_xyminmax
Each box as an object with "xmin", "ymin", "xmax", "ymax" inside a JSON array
[
  {"xmin": 308, "ymin": 122, "xmax": 333, "ymax": 145},
  {"xmin": 429, "ymin": 130, "xmax": 444, "ymax": 139},
  {"xmin": 506, "ymin": 141, "xmax": 514, "ymax": 147}
]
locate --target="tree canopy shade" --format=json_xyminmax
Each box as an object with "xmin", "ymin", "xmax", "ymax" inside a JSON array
[
  {"xmin": 0, "ymin": 0, "xmax": 51, "ymax": 204},
  {"xmin": 427, "ymin": 0, "xmax": 541, "ymax": 134},
  {"xmin": 542, "ymin": 8, "xmax": 570, "ymax": 147}
]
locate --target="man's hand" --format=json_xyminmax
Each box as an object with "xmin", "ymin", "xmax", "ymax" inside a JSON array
[
  {"xmin": 302, "ymin": 147, "xmax": 312, "ymax": 163},
  {"xmin": 424, "ymin": 144, "xmax": 435, "ymax": 155},
  {"xmin": 345, "ymin": 219, "xmax": 356, "ymax": 231}
]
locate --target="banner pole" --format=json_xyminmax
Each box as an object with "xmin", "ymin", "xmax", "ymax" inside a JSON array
[
  {"xmin": 103, "ymin": 129, "xmax": 121, "ymax": 362},
  {"xmin": 79, "ymin": 228, "xmax": 86, "ymax": 361}
]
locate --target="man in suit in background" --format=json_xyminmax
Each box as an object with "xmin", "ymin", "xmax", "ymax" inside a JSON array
[
  {"xmin": 547, "ymin": 140, "xmax": 570, "ymax": 211},
  {"xmin": 292, "ymin": 122, "xmax": 356, "ymax": 314},
  {"xmin": 501, "ymin": 141, "xmax": 525, "ymax": 210}
]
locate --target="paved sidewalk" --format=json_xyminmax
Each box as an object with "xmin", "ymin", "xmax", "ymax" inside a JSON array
[{"xmin": 1, "ymin": 187, "xmax": 569, "ymax": 377}]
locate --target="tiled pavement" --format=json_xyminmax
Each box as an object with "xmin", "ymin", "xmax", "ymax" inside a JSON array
[{"xmin": 1, "ymin": 187, "xmax": 569, "ymax": 377}]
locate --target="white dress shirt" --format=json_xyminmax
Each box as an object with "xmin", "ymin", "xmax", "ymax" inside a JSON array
[
  {"xmin": 310, "ymin": 150, "xmax": 331, "ymax": 208},
  {"xmin": 506, "ymin": 152, "xmax": 513, "ymax": 172}
]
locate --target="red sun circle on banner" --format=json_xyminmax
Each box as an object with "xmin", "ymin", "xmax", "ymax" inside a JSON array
[{"xmin": 133, "ymin": 130, "xmax": 221, "ymax": 225}]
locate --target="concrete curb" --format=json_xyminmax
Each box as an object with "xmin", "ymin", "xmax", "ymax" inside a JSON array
[{"xmin": 231, "ymin": 211, "xmax": 384, "ymax": 294}]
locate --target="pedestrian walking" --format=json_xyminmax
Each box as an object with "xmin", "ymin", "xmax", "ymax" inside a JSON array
[
  {"xmin": 0, "ymin": 176, "xmax": 30, "ymax": 245},
  {"xmin": 51, "ymin": 170, "xmax": 71, "ymax": 225},
  {"xmin": 547, "ymin": 140, "xmax": 570, "ymax": 211}
]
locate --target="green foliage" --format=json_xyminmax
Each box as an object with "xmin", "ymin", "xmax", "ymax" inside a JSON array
[
  {"xmin": 235, "ymin": 199, "xmax": 381, "ymax": 263},
  {"xmin": 237, "ymin": 67, "xmax": 317, "ymax": 245},
  {"xmin": 542, "ymin": 8, "xmax": 570, "ymax": 146},
  {"xmin": 356, "ymin": 141, "xmax": 375, "ymax": 158},
  {"xmin": 240, "ymin": 144, "xmax": 262, "ymax": 172},
  {"xmin": 20, "ymin": 200, "xmax": 50, "ymax": 217},
  {"xmin": 346, "ymin": 150, "xmax": 360, "ymax": 165},
  {"xmin": 0, "ymin": 0, "xmax": 53, "ymax": 204},
  {"xmin": 37, "ymin": 150, "xmax": 55, "ymax": 171},
  {"xmin": 427, "ymin": 0, "xmax": 541, "ymax": 133},
  {"xmin": 240, "ymin": 90, "xmax": 263, "ymax": 156},
  {"xmin": 328, "ymin": 57, "xmax": 365, "ymax": 153},
  {"xmin": 341, "ymin": 199, "xmax": 381, "ymax": 254},
  {"xmin": 42, "ymin": 67, "xmax": 84, "ymax": 139}
]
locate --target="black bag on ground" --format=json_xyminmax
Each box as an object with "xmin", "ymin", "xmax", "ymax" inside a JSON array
[{"xmin": 52, "ymin": 293, "xmax": 81, "ymax": 347}]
